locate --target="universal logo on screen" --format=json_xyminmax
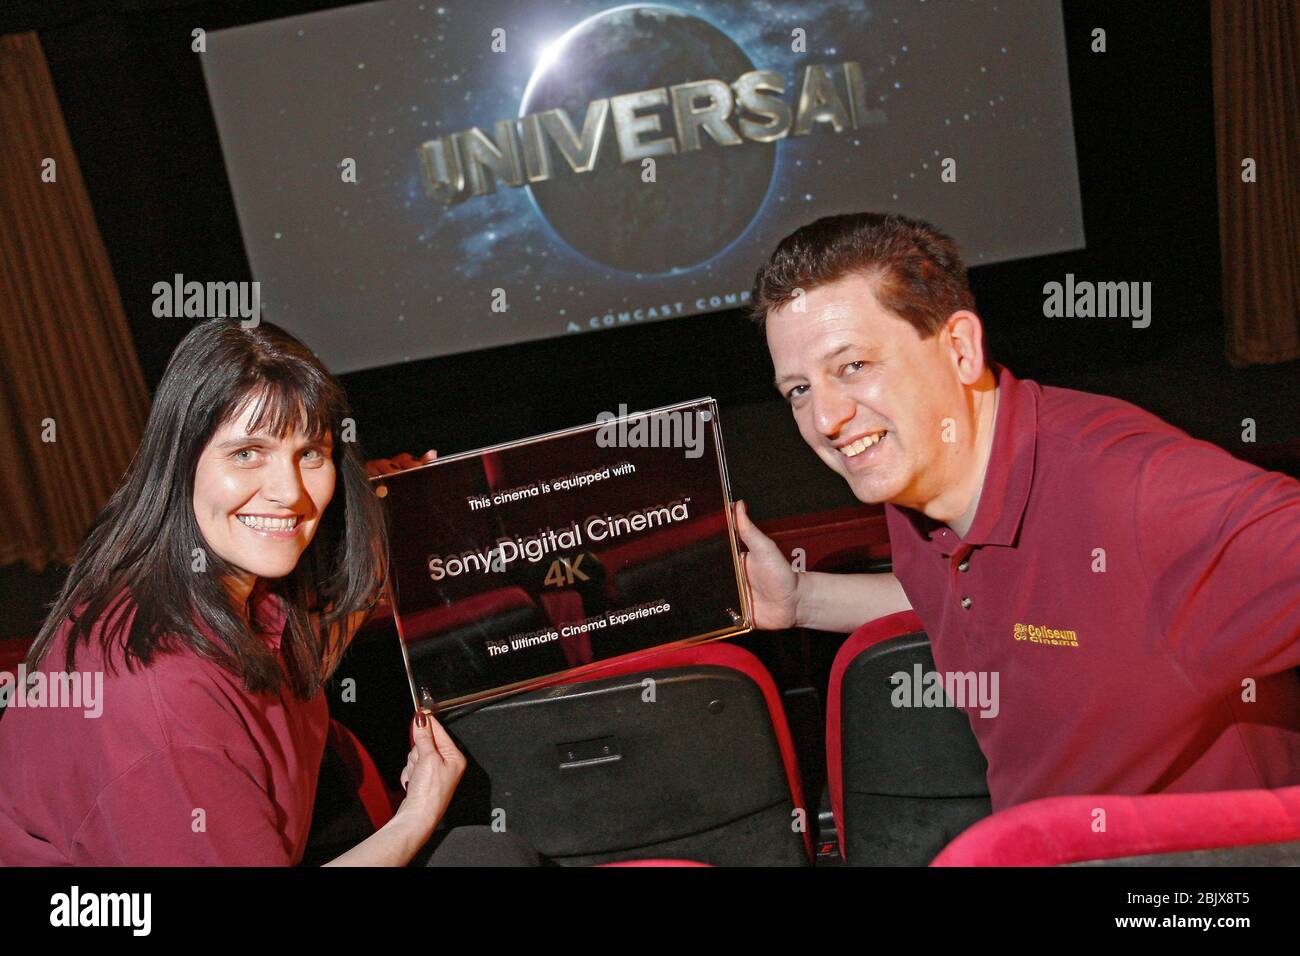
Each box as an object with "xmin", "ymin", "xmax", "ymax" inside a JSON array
[
  {"xmin": 417, "ymin": 3, "xmax": 884, "ymax": 213},
  {"xmin": 595, "ymin": 404, "xmax": 709, "ymax": 459},
  {"xmin": 419, "ymin": 57, "xmax": 880, "ymax": 204},
  {"xmin": 417, "ymin": 6, "xmax": 892, "ymax": 277}
]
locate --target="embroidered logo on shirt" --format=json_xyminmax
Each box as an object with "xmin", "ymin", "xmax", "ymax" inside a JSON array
[{"xmin": 1013, "ymin": 622, "xmax": 1079, "ymax": 648}]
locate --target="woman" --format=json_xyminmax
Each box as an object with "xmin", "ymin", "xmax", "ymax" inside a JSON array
[{"xmin": 0, "ymin": 318, "xmax": 463, "ymax": 866}]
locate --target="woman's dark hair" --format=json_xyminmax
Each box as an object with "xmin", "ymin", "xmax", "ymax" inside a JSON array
[{"xmin": 26, "ymin": 319, "xmax": 387, "ymax": 698}]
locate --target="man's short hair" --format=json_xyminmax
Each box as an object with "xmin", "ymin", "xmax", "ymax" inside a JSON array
[{"xmin": 749, "ymin": 212, "xmax": 977, "ymax": 339}]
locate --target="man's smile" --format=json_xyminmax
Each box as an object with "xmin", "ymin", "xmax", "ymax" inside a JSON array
[{"xmin": 837, "ymin": 429, "xmax": 889, "ymax": 458}]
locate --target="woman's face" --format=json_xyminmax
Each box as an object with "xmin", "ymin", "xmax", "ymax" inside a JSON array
[{"xmin": 192, "ymin": 398, "xmax": 336, "ymax": 592}]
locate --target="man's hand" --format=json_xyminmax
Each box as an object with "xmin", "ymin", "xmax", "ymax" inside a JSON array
[
  {"xmin": 734, "ymin": 499, "xmax": 801, "ymax": 630},
  {"xmin": 365, "ymin": 449, "xmax": 438, "ymax": 478},
  {"xmin": 734, "ymin": 499, "xmax": 913, "ymax": 633}
]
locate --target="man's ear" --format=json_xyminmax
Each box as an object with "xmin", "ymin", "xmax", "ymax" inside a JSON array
[{"xmin": 943, "ymin": 310, "xmax": 987, "ymax": 386}]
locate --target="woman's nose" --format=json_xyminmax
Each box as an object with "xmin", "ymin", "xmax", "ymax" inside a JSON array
[{"xmin": 261, "ymin": 459, "xmax": 306, "ymax": 507}]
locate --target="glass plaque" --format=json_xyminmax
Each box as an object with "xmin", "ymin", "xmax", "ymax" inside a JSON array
[{"xmin": 373, "ymin": 398, "xmax": 752, "ymax": 708}]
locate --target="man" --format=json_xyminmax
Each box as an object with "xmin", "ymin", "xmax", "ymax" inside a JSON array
[{"xmin": 736, "ymin": 212, "xmax": 1300, "ymax": 811}]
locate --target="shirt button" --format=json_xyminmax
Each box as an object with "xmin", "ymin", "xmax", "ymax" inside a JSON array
[
  {"xmin": 960, "ymin": 596, "xmax": 972, "ymax": 609},
  {"xmin": 958, "ymin": 560, "xmax": 970, "ymax": 572}
]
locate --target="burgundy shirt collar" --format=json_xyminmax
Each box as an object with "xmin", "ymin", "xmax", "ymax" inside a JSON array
[{"xmin": 896, "ymin": 363, "xmax": 1037, "ymax": 551}]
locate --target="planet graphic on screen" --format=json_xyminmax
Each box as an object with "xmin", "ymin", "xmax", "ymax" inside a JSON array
[{"xmin": 519, "ymin": 5, "xmax": 775, "ymax": 274}]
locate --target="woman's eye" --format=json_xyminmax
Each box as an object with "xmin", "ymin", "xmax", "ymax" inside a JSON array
[{"xmin": 233, "ymin": 448, "xmax": 259, "ymax": 463}]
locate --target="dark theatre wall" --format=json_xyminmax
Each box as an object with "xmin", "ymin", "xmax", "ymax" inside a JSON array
[{"xmin": 11, "ymin": 0, "xmax": 1292, "ymax": 521}]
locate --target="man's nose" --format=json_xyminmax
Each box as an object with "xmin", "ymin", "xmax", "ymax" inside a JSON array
[{"xmin": 811, "ymin": 381, "xmax": 856, "ymax": 438}]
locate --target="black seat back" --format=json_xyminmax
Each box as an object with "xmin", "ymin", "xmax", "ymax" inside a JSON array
[
  {"xmin": 840, "ymin": 634, "xmax": 991, "ymax": 865},
  {"xmin": 446, "ymin": 662, "xmax": 808, "ymax": 866}
]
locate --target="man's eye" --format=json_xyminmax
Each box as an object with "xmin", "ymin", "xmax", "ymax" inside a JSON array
[
  {"xmin": 842, "ymin": 361, "xmax": 866, "ymax": 375},
  {"xmin": 786, "ymin": 384, "xmax": 808, "ymax": 400}
]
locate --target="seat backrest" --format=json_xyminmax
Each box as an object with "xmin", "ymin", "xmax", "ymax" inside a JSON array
[
  {"xmin": 828, "ymin": 611, "xmax": 991, "ymax": 865},
  {"xmin": 931, "ymin": 785, "xmax": 1300, "ymax": 866},
  {"xmin": 444, "ymin": 642, "xmax": 811, "ymax": 866}
]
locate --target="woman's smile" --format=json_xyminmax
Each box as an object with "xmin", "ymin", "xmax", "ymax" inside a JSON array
[{"xmin": 235, "ymin": 513, "xmax": 306, "ymax": 538}]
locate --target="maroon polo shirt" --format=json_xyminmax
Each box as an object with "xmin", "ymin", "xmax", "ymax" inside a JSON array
[
  {"xmin": 885, "ymin": 364, "xmax": 1300, "ymax": 811},
  {"xmin": 0, "ymin": 583, "xmax": 328, "ymax": 865}
]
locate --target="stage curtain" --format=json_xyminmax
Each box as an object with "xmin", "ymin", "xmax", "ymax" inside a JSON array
[
  {"xmin": 1210, "ymin": 0, "xmax": 1300, "ymax": 366},
  {"xmin": 0, "ymin": 32, "xmax": 148, "ymax": 570}
]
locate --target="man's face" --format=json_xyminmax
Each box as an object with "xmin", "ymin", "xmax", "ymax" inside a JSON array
[
  {"xmin": 192, "ymin": 399, "xmax": 336, "ymax": 587},
  {"xmin": 766, "ymin": 273, "xmax": 965, "ymax": 509}
]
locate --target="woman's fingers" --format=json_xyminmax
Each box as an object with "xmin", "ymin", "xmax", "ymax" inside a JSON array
[
  {"xmin": 394, "ymin": 711, "xmax": 465, "ymax": 837},
  {"xmin": 411, "ymin": 711, "xmax": 437, "ymax": 757},
  {"xmin": 409, "ymin": 710, "xmax": 465, "ymax": 769},
  {"xmin": 423, "ymin": 712, "xmax": 465, "ymax": 766},
  {"xmin": 399, "ymin": 706, "xmax": 464, "ymax": 808},
  {"xmin": 400, "ymin": 747, "xmax": 416, "ymax": 790}
]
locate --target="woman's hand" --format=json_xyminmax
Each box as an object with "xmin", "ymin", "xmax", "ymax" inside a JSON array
[
  {"xmin": 365, "ymin": 449, "xmax": 438, "ymax": 478},
  {"xmin": 394, "ymin": 709, "xmax": 466, "ymax": 841},
  {"xmin": 734, "ymin": 499, "xmax": 801, "ymax": 631},
  {"xmin": 323, "ymin": 710, "xmax": 465, "ymax": 866}
]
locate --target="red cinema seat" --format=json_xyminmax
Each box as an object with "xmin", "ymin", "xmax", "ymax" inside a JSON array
[
  {"xmin": 327, "ymin": 719, "xmax": 398, "ymax": 831},
  {"xmin": 300, "ymin": 719, "xmax": 398, "ymax": 865},
  {"xmin": 442, "ymin": 642, "xmax": 812, "ymax": 866},
  {"xmin": 931, "ymin": 785, "xmax": 1300, "ymax": 866},
  {"xmin": 827, "ymin": 611, "xmax": 992, "ymax": 865}
]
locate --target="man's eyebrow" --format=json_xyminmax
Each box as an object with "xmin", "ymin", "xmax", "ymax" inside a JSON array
[{"xmin": 824, "ymin": 341, "xmax": 879, "ymax": 362}]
